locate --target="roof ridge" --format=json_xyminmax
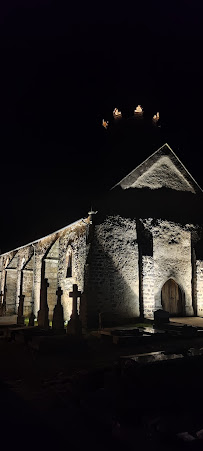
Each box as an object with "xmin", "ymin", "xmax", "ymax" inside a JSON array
[{"xmin": 111, "ymin": 143, "xmax": 170, "ymax": 189}]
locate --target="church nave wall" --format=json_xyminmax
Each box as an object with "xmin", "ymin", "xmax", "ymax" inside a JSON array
[
  {"xmin": 196, "ymin": 260, "xmax": 203, "ymax": 317},
  {"xmin": 85, "ymin": 215, "xmax": 140, "ymax": 327},
  {"xmin": 0, "ymin": 218, "xmax": 89, "ymax": 321},
  {"xmin": 142, "ymin": 256, "xmax": 154, "ymax": 318},
  {"xmin": 58, "ymin": 226, "xmax": 87, "ymax": 322},
  {"xmin": 142, "ymin": 219, "xmax": 194, "ymax": 316}
]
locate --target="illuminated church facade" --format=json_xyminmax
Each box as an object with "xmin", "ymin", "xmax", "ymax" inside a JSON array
[{"xmin": 1, "ymin": 143, "xmax": 203, "ymax": 327}]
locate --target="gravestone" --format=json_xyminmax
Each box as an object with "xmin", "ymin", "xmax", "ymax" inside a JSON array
[
  {"xmin": 154, "ymin": 309, "xmax": 170, "ymax": 326},
  {"xmin": 37, "ymin": 278, "xmax": 49, "ymax": 329},
  {"xmin": 67, "ymin": 284, "xmax": 82, "ymax": 336},
  {"xmin": 17, "ymin": 294, "xmax": 25, "ymax": 326},
  {"xmin": 52, "ymin": 287, "xmax": 65, "ymax": 334}
]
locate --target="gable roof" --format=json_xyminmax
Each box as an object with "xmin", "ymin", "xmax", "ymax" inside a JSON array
[{"xmin": 112, "ymin": 143, "xmax": 202, "ymax": 194}]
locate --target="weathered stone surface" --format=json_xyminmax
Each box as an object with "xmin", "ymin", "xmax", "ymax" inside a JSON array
[
  {"xmin": 0, "ymin": 219, "xmax": 88, "ymax": 323},
  {"xmin": 0, "ymin": 144, "xmax": 202, "ymax": 328},
  {"xmin": 141, "ymin": 219, "xmax": 194, "ymax": 317},
  {"xmin": 85, "ymin": 215, "xmax": 139, "ymax": 326}
]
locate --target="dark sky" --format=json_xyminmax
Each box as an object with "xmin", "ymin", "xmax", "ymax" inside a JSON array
[{"xmin": 0, "ymin": 1, "xmax": 203, "ymax": 252}]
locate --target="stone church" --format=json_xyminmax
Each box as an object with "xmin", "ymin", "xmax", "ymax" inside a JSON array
[{"xmin": 1, "ymin": 142, "xmax": 203, "ymax": 328}]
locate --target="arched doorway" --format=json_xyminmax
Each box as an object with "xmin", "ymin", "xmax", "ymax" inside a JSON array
[{"xmin": 161, "ymin": 279, "xmax": 184, "ymax": 316}]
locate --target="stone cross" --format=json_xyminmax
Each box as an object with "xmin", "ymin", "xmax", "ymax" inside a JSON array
[
  {"xmin": 17, "ymin": 293, "xmax": 25, "ymax": 326},
  {"xmin": 67, "ymin": 284, "xmax": 82, "ymax": 336},
  {"xmin": 69, "ymin": 284, "xmax": 81, "ymax": 318},
  {"xmin": 52, "ymin": 286, "xmax": 64, "ymax": 333}
]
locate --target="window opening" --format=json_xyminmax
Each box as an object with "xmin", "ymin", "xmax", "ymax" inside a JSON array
[{"xmin": 66, "ymin": 253, "xmax": 72, "ymax": 278}]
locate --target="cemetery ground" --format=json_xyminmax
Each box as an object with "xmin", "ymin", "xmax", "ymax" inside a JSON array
[{"xmin": 1, "ymin": 320, "xmax": 203, "ymax": 450}]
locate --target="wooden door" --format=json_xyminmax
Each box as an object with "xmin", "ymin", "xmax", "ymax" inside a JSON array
[{"xmin": 161, "ymin": 279, "xmax": 184, "ymax": 315}]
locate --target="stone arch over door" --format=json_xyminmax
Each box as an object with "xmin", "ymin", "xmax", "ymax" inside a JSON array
[{"xmin": 161, "ymin": 278, "xmax": 185, "ymax": 316}]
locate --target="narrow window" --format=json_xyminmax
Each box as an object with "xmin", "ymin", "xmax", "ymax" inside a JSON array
[{"xmin": 66, "ymin": 253, "xmax": 72, "ymax": 278}]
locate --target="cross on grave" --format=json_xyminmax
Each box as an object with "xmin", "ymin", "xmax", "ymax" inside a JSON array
[
  {"xmin": 67, "ymin": 284, "xmax": 82, "ymax": 336},
  {"xmin": 69, "ymin": 284, "xmax": 81, "ymax": 318},
  {"xmin": 52, "ymin": 286, "xmax": 65, "ymax": 333},
  {"xmin": 56, "ymin": 286, "xmax": 63, "ymax": 302}
]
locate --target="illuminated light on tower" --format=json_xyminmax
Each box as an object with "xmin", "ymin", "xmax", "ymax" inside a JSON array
[
  {"xmin": 102, "ymin": 119, "xmax": 109, "ymax": 129},
  {"xmin": 134, "ymin": 105, "xmax": 143, "ymax": 115},
  {"xmin": 153, "ymin": 112, "xmax": 160, "ymax": 122},
  {"xmin": 113, "ymin": 108, "xmax": 122, "ymax": 118}
]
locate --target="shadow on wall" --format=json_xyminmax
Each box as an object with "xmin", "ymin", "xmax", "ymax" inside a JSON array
[
  {"xmin": 96, "ymin": 187, "xmax": 203, "ymax": 225},
  {"xmin": 195, "ymin": 239, "xmax": 203, "ymax": 260},
  {"xmin": 85, "ymin": 235, "xmax": 140, "ymax": 329}
]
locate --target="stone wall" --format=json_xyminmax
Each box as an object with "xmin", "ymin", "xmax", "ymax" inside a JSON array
[
  {"xmin": 0, "ymin": 211, "xmax": 203, "ymax": 326},
  {"xmin": 142, "ymin": 256, "xmax": 154, "ymax": 318},
  {"xmin": 196, "ymin": 260, "xmax": 203, "ymax": 317},
  {"xmin": 142, "ymin": 219, "xmax": 194, "ymax": 316},
  {"xmin": 0, "ymin": 219, "xmax": 88, "ymax": 322},
  {"xmin": 58, "ymin": 226, "xmax": 87, "ymax": 321},
  {"xmin": 45, "ymin": 239, "xmax": 59, "ymax": 319},
  {"xmin": 22, "ymin": 254, "xmax": 34, "ymax": 316},
  {"xmin": 6, "ymin": 269, "xmax": 18, "ymax": 314},
  {"xmin": 86, "ymin": 215, "xmax": 139, "ymax": 327}
]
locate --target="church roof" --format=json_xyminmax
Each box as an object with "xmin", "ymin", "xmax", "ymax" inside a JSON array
[
  {"xmin": 0, "ymin": 217, "xmax": 85, "ymax": 257},
  {"xmin": 112, "ymin": 143, "xmax": 203, "ymax": 194}
]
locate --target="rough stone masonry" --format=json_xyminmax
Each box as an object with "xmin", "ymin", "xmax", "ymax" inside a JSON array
[{"xmin": 1, "ymin": 143, "xmax": 203, "ymax": 328}]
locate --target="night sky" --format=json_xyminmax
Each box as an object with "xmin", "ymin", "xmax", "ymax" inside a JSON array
[{"xmin": 1, "ymin": 2, "xmax": 203, "ymax": 253}]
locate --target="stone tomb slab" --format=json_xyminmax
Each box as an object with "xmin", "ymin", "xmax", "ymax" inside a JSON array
[
  {"xmin": 120, "ymin": 350, "xmax": 185, "ymax": 366},
  {"xmin": 120, "ymin": 347, "xmax": 203, "ymax": 367},
  {"xmin": 98, "ymin": 322, "xmax": 203, "ymax": 345},
  {"xmin": 98, "ymin": 325, "xmax": 169, "ymax": 345},
  {"xmin": 140, "ymin": 326, "xmax": 167, "ymax": 335}
]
